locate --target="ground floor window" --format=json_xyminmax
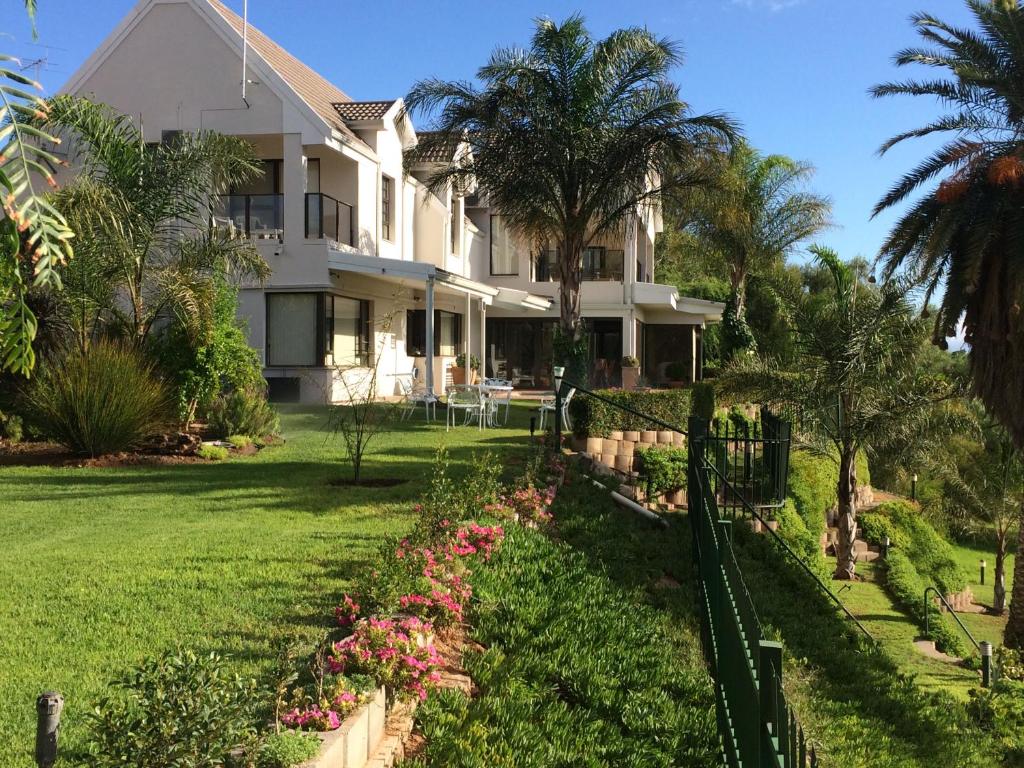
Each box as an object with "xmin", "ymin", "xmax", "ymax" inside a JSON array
[
  {"xmin": 643, "ymin": 324, "xmax": 696, "ymax": 385},
  {"xmin": 407, "ymin": 309, "xmax": 463, "ymax": 357},
  {"xmin": 266, "ymin": 292, "xmax": 370, "ymax": 367}
]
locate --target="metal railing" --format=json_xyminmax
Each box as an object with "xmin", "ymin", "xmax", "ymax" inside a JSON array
[
  {"xmin": 305, "ymin": 192, "xmax": 354, "ymax": 246},
  {"xmin": 688, "ymin": 415, "xmax": 819, "ymax": 768},
  {"xmin": 213, "ymin": 194, "xmax": 284, "ymax": 240},
  {"xmin": 531, "ymin": 249, "xmax": 626, "ymax": 282}
]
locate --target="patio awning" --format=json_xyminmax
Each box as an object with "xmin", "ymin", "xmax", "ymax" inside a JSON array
[
  {"xmin": 632, "ymin": 282, "xmax": 724, "ymax": 323},
  {"xmin": 492, "ymin": 287, "xmax": 554, "ymax": 312},
  {"xmin": 327, "ymin": 251, "xmax": 504, "ymax": 302}
]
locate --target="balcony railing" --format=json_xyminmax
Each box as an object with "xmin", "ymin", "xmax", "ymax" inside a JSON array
[
  {"xmin": 214, "ymin": 194, "xmax": 283, "ymax": 240},
  {"xmin": 306, "ymin": 192, "xmax": 354, "ymax": 247},
  {"xmin": 532, "ymin": 249, "xmax": 626, "ymax": 282}
]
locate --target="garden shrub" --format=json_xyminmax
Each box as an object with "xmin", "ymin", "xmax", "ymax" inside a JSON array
[
  {"xmin": 22, "ymin": 340, "xmax": 174, "ymax": 457},
  {"xmin": 0, "ymin": 410, "xmax": 23, "ymax": 442},
  {"xmin": 198, "ymin": 444, "xmax": 230, "ymax": 461},
  {"xmin": 966, "ymin": 680, "xmax": 1024, "ymax": 764},
  {"xmin": 151, "ymin": 278, "xmax": 263, "ymax": 426},
  {"xmin": 635, "ymin": 445, "xmax": 687, "ymax": 496},
  {"xmin": 788, "ymin": 449, "xmax": 837, "ymax": 537},
  {"xmin": 691, "ymin": 382, "xmax": 716, "ymax": 420},
  {"xmin": 882, "ymin": 548, "xmax": 968, "ymax": 657},
  {"xmin": 87, "ymin": 648, "xmax": 261, "ymax": 768},
  {"xmin": 772, "ymin": 499, "xmax": 829, "ymax": 579},
  {"xmin": 227, "ymin": 434, "xmax": 253, "ymax": 449},
  {"xmin": 256, "ymin": 731, "xmax": 321, "ymax": 768},
  {"xmin": 569, "ymin": 387, "xmax": 691, "ymax": 437},
  {"xmin": 207, "ymin": 387, "xmax": 280, "ymax": 439}
]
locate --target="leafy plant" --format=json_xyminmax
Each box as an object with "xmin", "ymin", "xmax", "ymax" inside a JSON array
[
  {"xmin": 198, "ymin": 444, "xmax": 229, "ymax": 461},
  {"xmin": 454, "ymin": 352, "xmax": 479, "ymax": 371},
  {"xmin": 256, "ymin": 732, "xmax": 321, "ymax": 768},
  {"xmin": 227, "ymin": 434, "xmax": 252, "ymax": 450},
  {"xmin": 690, "ymin": 382, "xmax": 716, "ymax": 421},
  {"xmin": 22, "ymin": 340, "xmax": 174, "ymax": 456},
  {"xmin": 0, "ymin": 410, "xmax": 23, "ymax": 442},
  {"xmin": 665, "ymin": 361, "xmax": 688, "ymax": 381},
  {"xmin": 636, "ymin": 445, "xmax": 688, "ymax": 497},
  {"xmin": 621, "ymin": 355, "xmax": 639, "ymax": 367},
  {"xmin": 568, "ymin": 387, "xmax": 691, "ymax": 437},
  {"xmin": 207, "ymin": 387, "xmax": 279, "ymax": 440},
  {"xmin": 0, "ymin": 3, "xmax": 76, "ymax": 376},
  {"xmin": 86, "ymin": 648, "xmax": 261, "ymax": 768}
]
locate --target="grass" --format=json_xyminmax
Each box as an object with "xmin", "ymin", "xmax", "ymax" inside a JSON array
[
  {"xmin": 0, "ymin": 403, "xmax": 536, "ymax": 768},
  {"xmin": 947, "ymin": 540, "xmax": 1013, "ymax": 648}
]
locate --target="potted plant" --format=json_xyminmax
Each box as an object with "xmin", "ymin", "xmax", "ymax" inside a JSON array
[
  {"xmin": 621, "ymin": 355, "xmax": 640, "ymax": 390},
  {"xmin": 452, "ymin": 353, "xmax": 480, "ymax": 385},
  {"xmin": 665, "ymin": 361, "xmax": 688, "ymax": 389}
]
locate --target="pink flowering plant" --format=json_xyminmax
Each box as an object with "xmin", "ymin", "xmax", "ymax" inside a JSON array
[
  {"xmin": 279, "ymin": 672, "xmax": 376, "ymax": 731},
  {"xmin": 328, "ymin": 617, "xmax": 443, "ymax": 701},
  {"xmin": 501, "ymin": 484, "xmax": 557, "ymax": 526}
]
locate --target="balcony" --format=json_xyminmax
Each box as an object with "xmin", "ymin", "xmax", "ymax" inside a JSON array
[
  {"xmin": 531, "ymin": 248, "xmax": 625, "ymax": 282},
  {"xmin": 214, "ymin": 194, "xmax": 283, "ymax": 240},
  {"xmin": 306, "ymin": 192, "xmax": 354, "ymax": 247}
]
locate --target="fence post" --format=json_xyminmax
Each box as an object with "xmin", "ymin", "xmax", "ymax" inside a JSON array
[{"xmin": 759, "ymin": 641, "xmax": 784, "ymax": 766}]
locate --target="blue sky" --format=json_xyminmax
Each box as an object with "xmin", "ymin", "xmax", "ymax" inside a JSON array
[{"xmin": 9, "ymin": 0, "xmax": 973, "ymax": 264}]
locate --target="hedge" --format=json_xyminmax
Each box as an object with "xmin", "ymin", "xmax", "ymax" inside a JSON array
[
  {"xmin": 882, "ymin": 549, "xmax": 969, "ymax": 657},
  {"xmin": 569, "ymin": 388, "xmax": 691, "ymax": 437},
  {"xmin": 786, "ymin": 449, "xmax": 872, "ymax": 541}
]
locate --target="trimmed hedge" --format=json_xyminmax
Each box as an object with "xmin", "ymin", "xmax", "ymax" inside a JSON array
[
  {"xmin": 569, "ymin": 388, "xmax": 691, "ymax": 437},
  {"xmin": 860, "ymin": 501, "xmax": 967, "ymax": 594},
  {"xmin": 788, "ymin": 450, "xmax": 837, "ymax": 539},
  {"xmin": 882, "ymin": 549, "xmax": 968, "ymax": 657}
]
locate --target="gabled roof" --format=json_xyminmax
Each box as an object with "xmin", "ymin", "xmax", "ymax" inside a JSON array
[
  {"xmin": 408, "ymin": 131, "xmax": 463, "ymax": 164},
  {"xmin": 332, "ymin": 100, "xmax": 398, "ymax": 123},
  {"xmin": 206, "ymin": 0, "xmax": 366, "ymax": 145}
]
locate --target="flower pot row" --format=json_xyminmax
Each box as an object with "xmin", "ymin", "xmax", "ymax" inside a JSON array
[{"xmin": 300, "ymin": 686, "xmax": 387, "ymax": 768}]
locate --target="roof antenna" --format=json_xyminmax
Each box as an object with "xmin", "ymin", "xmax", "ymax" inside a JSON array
[{"xmin": 241, "ymin": 0, "xmax": 251, "ymax": 108}]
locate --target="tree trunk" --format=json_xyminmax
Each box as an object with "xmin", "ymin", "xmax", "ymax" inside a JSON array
[
  {"xmin": 558, "ymin": 234, "xmax": 585, "ymax": 340},
  {"xmin": 994, "ymin": 532, "xmax": 1007, "ymax": 614},
  {"xmin": 833, "ymin": 447, "xmax": 858, "ymax": 580},
  {"xmin": 731, "ymin": 270, "xmax": 747, "ymax": 323},
  {"xmin": 1005, "ymin": 513, "xmax": 1024, "ymax": 648}
]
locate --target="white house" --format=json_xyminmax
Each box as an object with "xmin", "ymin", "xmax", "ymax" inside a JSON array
[{"xmin": 60, "ymin": 0, "xmax": 723, "ymax": 402}]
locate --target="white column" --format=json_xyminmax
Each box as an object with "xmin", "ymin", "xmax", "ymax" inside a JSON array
[
  {"xmin": 479, "ymin": 299, "xmax": 487, "ymax": 377},
  {"xmin": 465, "ymin": 292, "xmax": 472, "ymax": 366},
  {"xmin": 281, "ymin": 133, "xmax": 306, "ymax": 247},
  {"xmin": 425, "ymin": 278, "xmax": 435, "ymax": 394},
  {"xmin": 691, "ymin": 325, "xmax": 698, "ymax": 383}
]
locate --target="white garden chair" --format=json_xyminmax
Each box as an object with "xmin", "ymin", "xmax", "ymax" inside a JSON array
[
  {"xmin": 399, "ymin": 371, "xmax": 438, "ymax": 421},
  {"xmin": 446, "ymin": 384, "xmax": 484, "ymax": 432},
  {"xmin": 538, "ymin": 387, "xmax": 575, "ymax": 431},
  {"xmin": 482, "ymin": 378, "xmax": 513, "ymax": 426}
]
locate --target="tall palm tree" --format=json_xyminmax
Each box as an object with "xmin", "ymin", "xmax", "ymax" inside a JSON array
[
  {"xmin": 0, "ymin": 1, "xmax": 75, "ymax": 375},
  {"xmin": 673, "ymin": 141, "xmax": 830, "ymax": 356},
  {"xmin": 720, "ymin": 247, "xmax": 961, "ymax": 579},
  {"xmin": 940, "ymin": 414, "xmax": 1022, "ymax": 614},
  {"xmin": 38, "ymin": 95, "xmax": 268, "ymax": 348},
  {"xmin": 872, "ymin": 0, "xmax": 1024, "ymax": 450},
  {"xmin": 406, "ymin": 15, "xmax": 734, "ymax": 378}
]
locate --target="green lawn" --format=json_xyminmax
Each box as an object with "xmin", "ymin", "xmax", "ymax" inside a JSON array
[
  {"xmin": 947, "ymin": 540, "xmax": 1013, "ymax": 648},
  {"xmin": 0, "ymin": 403, "xmax": 535, "ymax": 768}
]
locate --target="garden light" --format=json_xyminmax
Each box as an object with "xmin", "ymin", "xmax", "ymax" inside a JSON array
[
  {"xmin": 980, "ymin": 559, "xmax": 986, "ymax": 586},
  {"xmin": 911, "ymin": 473, "xmax": 918, "ymax": 501},
  {"xmin": 553, "ymin": 366, "xmax": 565, "ymax": 394},
  {"xmin": 981, "ymin": 641, "xmax": 993, "ymax": 687},
  {"xmin": 35, "ymin": 691, "xmax": 62, "ymax": 768}
]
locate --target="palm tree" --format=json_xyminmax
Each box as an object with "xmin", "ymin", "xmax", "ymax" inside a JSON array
[
  {"xmin": 0, "ymin": 1, "xmax": 75, "ymax": 375},
  {"xmin": 940, "ymin": 414, "xmax": 1022, "ymax": 613},
  {"xmin": 673, "ymin": 140, "xmax": 830, "ymax": 356},
  {"xmin": 406, "ymin": 15, "xmax": 734, "ymax": 379},
  {"xmin": 38, "ymin": 95, "xmax": 268, "ymax": 348},
  {"xmin": 720, "ymin": 247, "xmax": 961, "ymax": 579},
  {"xmin": 872, "ymin": 0, "xmax": 1024, "ymax": 450}
]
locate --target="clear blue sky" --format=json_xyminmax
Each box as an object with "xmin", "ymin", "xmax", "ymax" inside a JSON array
[{"xmin": 8, "ymin": 0, "xmax": 973, "ymax": 264}]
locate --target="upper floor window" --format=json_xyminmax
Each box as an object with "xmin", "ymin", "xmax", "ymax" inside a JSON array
[
  {"xmin": 490, "ymin": 215, "xmax": 519, "ymax": 276},
  {"xmin": 450, "ymin": 198, "xmax": 460, "ymax": 255},
  {"xmin": 381, "ymin": 174, "xmax": 394, "ymax": 241}
]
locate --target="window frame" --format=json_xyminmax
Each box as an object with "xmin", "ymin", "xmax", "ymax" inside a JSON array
[
  {"xmin": 489, "ymin": 215, "xmax": 520, "ymax": 276},
  {"xmin": 406, "ymin": 309, "xmax": 462, "ymax": 357},
  {"xmin": 381, "ymin": 174, "xmax": 394, "ymax": 242},
  {"xmin": 265, "ymin": 292, "xmax": 370, "ymax": 368}
]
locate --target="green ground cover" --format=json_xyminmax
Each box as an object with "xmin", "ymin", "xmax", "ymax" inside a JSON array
[{"xmin": 0, "ymin": 404, "xmax": 535, "ymax": 768}]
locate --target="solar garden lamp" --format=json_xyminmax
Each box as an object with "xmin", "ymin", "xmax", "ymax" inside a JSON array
[
  {"xmin": 911, "ymin": 473, "xmax": 918, "ymax": 501},
  {"xmin": 882, "ymin": 535, "xmax": 891, "ymax": 559},
  {"xmin": 35, "ymin": 691, "xmax": 63, "ymax": 768},
  {"xmin": 980, "ymin": 559, "xmax": 986, "ymax": 586},
  {"xmin": 552, "ymin": 366, "xmax": 565, "ymax": 448},
  {"xmin": 981, "ymin": 641, "xmax": 993, "ymax": 688}
]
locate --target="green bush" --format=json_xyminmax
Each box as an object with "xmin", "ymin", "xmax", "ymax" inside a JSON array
[
  {"xmin": 257, "ymin": 731, "xmax": 321, "ymax": 768},
  {"xmin": 864, "ymin": 501, "xmax": 966, "ymax": 594},
  {"xmin": 569, "ymin": 388, "xmax": 691, "ymax": 437},
  {"xmin": 22, "ymin": 341, "xmax": 174, "ymax": 457},
  {"xmin": 87, "ymin": 648, "xmax": 260, "ymax": 768},
  {"xmin": 227, "ymin": 434, "xmax": 253, "ymax": 449},
  {"xmin": 198, "ymin": 444, "xmax": 230, "ymax": 461},
  {"xmin": 788, "ymin": 449, "xmax": 837, "ymax": 537},
  {"xmin": 0, "ymin": 410, "xmax": 23, "ymax": 442},
  {"xmin": 883, "ymin": 549, "xmax": 968, "ymax": 656},
  {"xmin": 207, "ymin": 388, "xmax": 280, "ymax": 439},
  {"xmin": 635, "ymin": 445, "xmax": 688, "ymax": 496},
  {"xmin": 151, "ymin": 278, "xmax": 264, "ymax": 426},
  {"xmin": 691, "ymin": 382, "xmax": 716, "ymax": 421},
  {"xmin": 771, "ymin": 499, "xmax": 829, "ymax": 578},
  {"xmin": 665, "ymin": 360, "xmax": 689, "ymax": 381}
]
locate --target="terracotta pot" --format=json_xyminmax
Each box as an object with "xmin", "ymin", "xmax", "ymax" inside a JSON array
[
  {"xmin": 614, "ymin": 455, "xmax": 633, "ymax": 473},
  {"xmin": 667, "ymin": 488, "xmax": 687, "ymax": 506},
  {"xmin": 617, "ymin": 441, "xmax": 635, "ymax": 456},
  {"xmin": 657, "ymin": 430, "xmax": 674, "ymax": 445},
  {"xmin": 621, "ymin": 366, "xmax": 640, "ymax": 390},
  {"xmin": 623, "ymin": 430, "xmax": 640, "ymax": 443},
  {"xmin": 602, "ymin": 438, "xmax": 620, "ymax": 455},
  {"xmin": 609, "ymin": 430, "xmax": 624, "ymax": 441},
  {"xmin": 672, "ymin": 432, "xmax": 685, "ymax": 448},
  {"xmin": 452, "ymin": 366, "xmax": 467, "ymax": 385},
  {"xmin": 599, "ymin": 453, "xmax": 616, "ymax": 468},
  {"xmin": 640, "ymin": 430, "xmax": 657, "ymax": 444},
  {"xmin": 585, "ymin": 437, "xmax": 604, "ymax": 455},
  {"xmin": 750, "ymin": 518, "xmax": 763, "ymax": 533},
  {"xmin": 765, "ymin": 519, "xmax": 779, "ymax": 532}
]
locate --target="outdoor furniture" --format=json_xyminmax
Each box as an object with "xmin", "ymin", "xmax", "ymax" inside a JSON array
[
  {"xmin": 446, "ymin": 384, "xmax": 484, "ymax": 431},
  {"xmin": 481, "ymin": 378, "xmax": 514, "ymax": 426},
  {"xmin": 399, "ymin": 371, "xmax": 438, "ymax": 421},
  {"xmin": 512, "ymin": 367, "xmax": 535, "ymax": 387},
  {"xmin": 538, "ymin": 387, "xmax": 575, "ymax": 432}
]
